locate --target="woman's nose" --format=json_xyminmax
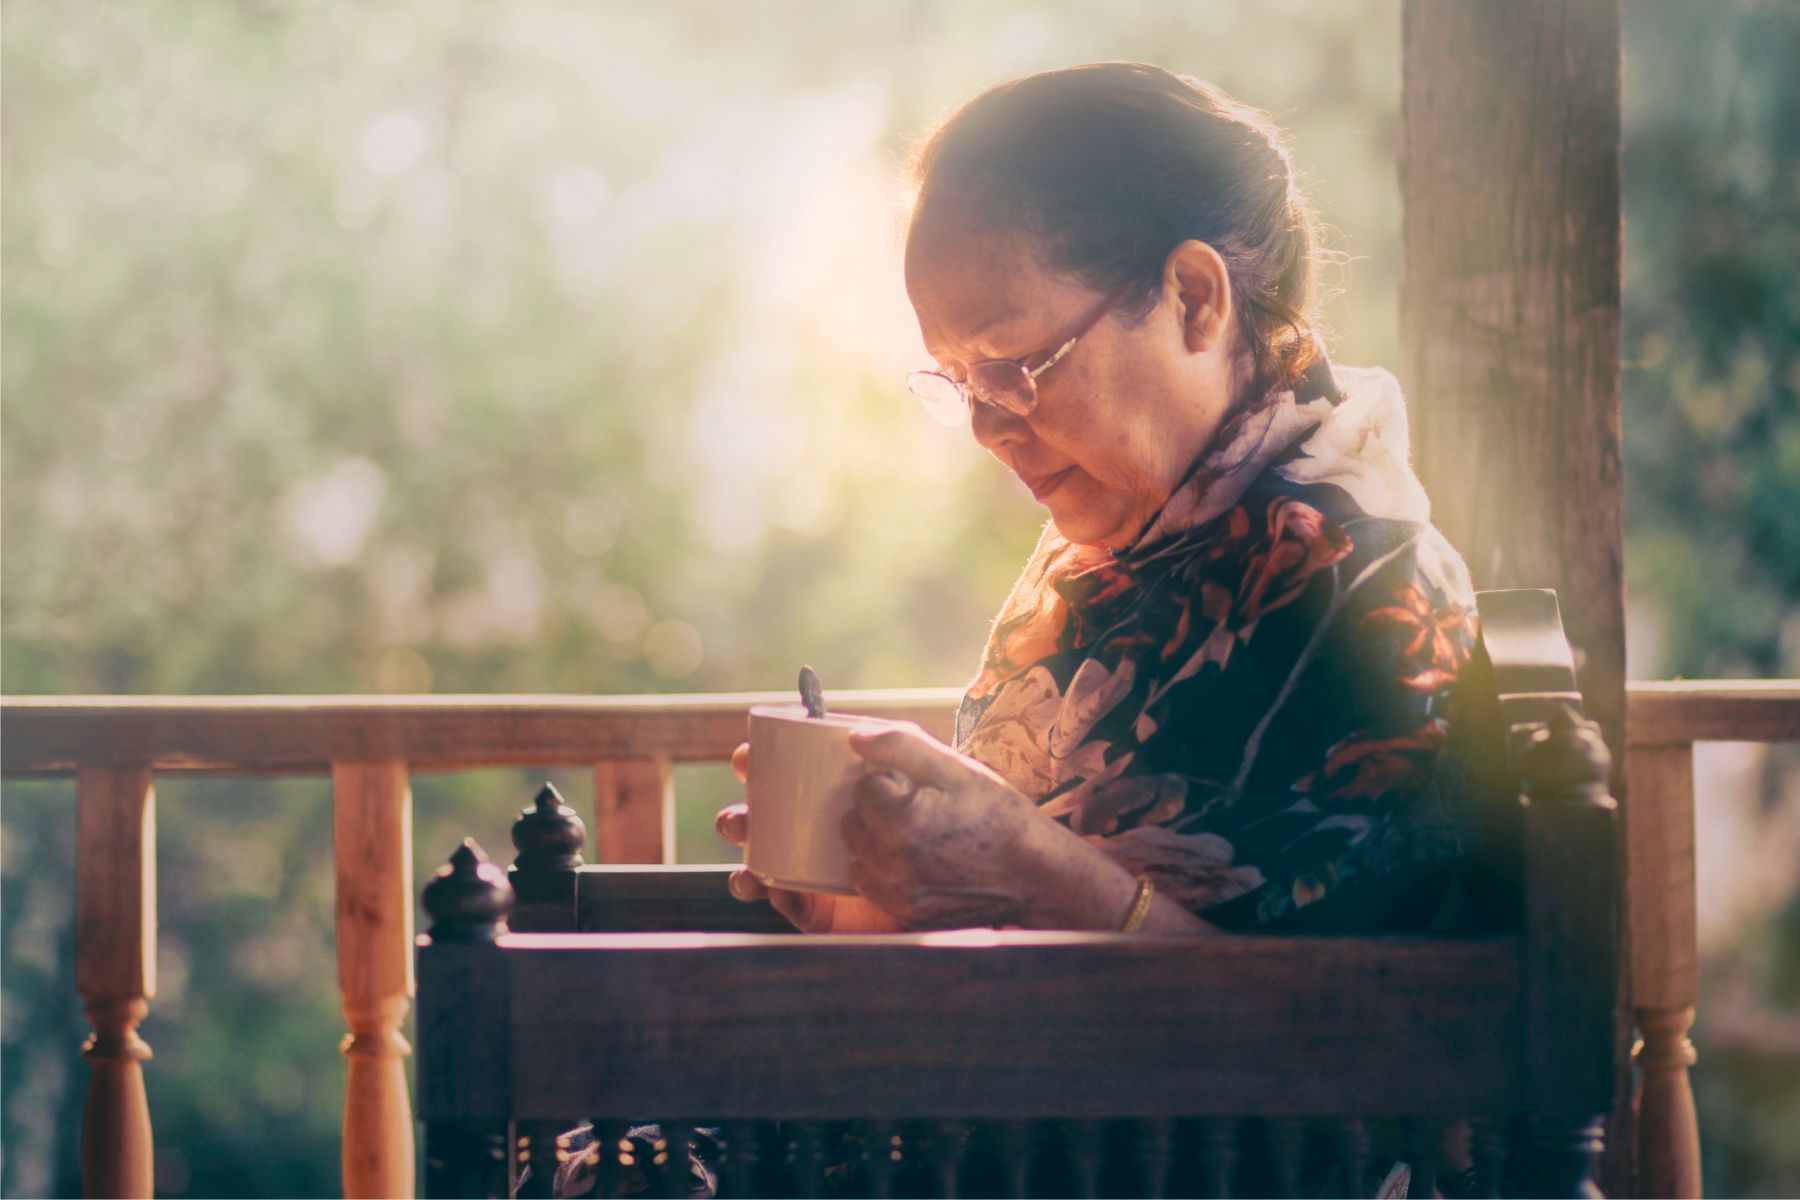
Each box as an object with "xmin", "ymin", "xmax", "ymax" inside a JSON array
[{"xmin": 968, "ymin": 400, "xmax": 1030, "ymax": 451}]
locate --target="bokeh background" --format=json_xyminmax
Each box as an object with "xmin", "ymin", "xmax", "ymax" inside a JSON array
[{"xmin": 3, "ymin": 1, "xmax": 1796, "ymax": 1195}]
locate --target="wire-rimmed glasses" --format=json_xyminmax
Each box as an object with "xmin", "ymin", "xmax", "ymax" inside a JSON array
[{"xmin": 906, "ymin": 283, "xmax": 1134, "ymax": 425}]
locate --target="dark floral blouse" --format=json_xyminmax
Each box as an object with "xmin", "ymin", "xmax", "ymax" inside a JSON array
[{"xmin": 955, "ymin": 357, "xmax": 1480, "ymax": 931}]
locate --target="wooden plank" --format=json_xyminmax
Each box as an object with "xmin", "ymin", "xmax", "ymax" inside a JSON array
[
  {"xmin": 501, "ymin": 932, "xmax": 1523, "ymax": 1120},
  {"xmin": 75, "ymin": 767, "xmax": 156, "ymax": 1199},
  {"xmin": 1627, "ymin": 680, "xmax": 1800, "ymax": 746},
  {"xmin": 333, "ymin": 760, "xmax": 416, "ymax": 1200},
  {"xmin": 592, "ymin": 756, "xmax": 670, "ymax": 864},
  {"xmin": 0, "ymin": 690, "xmax": 961, "ymax": 776},
  {"xmin": 576, "ymin": 865, "xmax": 793, "ymax": 934}
]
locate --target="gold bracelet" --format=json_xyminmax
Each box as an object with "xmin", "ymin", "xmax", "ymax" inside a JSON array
[{"xmin": 1121, "ymin": 872, "xmax": 1155, "ymax": 933}]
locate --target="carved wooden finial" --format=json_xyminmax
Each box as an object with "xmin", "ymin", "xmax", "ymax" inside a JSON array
[
  {"xmin": 422, "ymin": 838, "xmax": 513, "ymax": 941},
  {"xmin": 1521, "ymin": 704, "xmax": 1614, "ymax": 806},
  {"xmin": 512, "ymin": 782, "xmax": 586, "ymax": 873}
]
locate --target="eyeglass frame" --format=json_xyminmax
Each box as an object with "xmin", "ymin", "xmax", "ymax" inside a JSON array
[{"xmin": 907, "ymin": 281, "xmax": 1138, "ymax": 424}]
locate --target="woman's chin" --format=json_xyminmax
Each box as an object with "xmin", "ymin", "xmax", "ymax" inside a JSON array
[{"xmin": 1046, "ymin": 504, "xmax": 1131, "ymax": 551}]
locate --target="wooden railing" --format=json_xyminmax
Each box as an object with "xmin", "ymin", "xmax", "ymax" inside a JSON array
[{"xmin": 3, "ymin": 681, "xmax": 1796, "ymax": 1198}]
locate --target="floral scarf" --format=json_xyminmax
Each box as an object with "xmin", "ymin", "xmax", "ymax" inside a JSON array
[{"xmin": 956, "ymin": 359, "xmax": 1480, "ymax": 929}]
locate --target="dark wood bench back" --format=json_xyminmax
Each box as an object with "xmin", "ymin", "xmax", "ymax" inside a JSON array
[{"xmin": 415, "ymin": 588, "xmax": 1619, "ymax": 1198}]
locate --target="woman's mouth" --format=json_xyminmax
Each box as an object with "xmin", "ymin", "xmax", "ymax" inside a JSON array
[{"xmin": 1021, "ymin": 466, "xmax": 1076, "ymax": 501}]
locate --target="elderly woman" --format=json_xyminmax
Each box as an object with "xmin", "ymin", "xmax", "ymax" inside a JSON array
[
  {"xmin": 717, "ymin": 61, "xmax": 1478, "ymax": 940},
  {"xmin": 546, "ymin": 60, "xmax": 1484, "ymax": 1200}
]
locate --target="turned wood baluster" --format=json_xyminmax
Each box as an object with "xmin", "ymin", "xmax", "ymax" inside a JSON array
[
  {"xmin": 1064, "ymin": 1120, "xmax": 1104, "ymax": 1200},
  {"xmin": 593, "ymin": 756, "xmax": 673, "ymax": 864},
  {"xmin": 1335, "ymin": 1119, "xmax": 1372, "ymax": 1199},
  {"xmin": 861, "ymin": 1119, "xmax": 900, "ymax": 1200},
  {"xmin": 1470, "ymin": 1117, "xmax": 1506, "ymax": 1199},
  {"xmin": 335, "ymin": 759, "xmax": 417, "ymax": 1199},
  {"xmin": 993, "ymin": 1120, "xmax": 1033, "ymax": 1199},
  {"xmin": 660, "ymin": 1122, "xmax": 696, "ymax": 1200},
  {"xmin": 720, "ymin": 1120, "xmax": 761, "ymax": 1198},
  {"xmin": 788, "ymin": 1121, "xmax": 826, "ymax": 1200},
  {"xmin": 1135, "ymin": 1118, "xmax": 1175, "ymax": 1200},
  {"xmin": 1267, "ymin": 1117, "xmax": 1307, "ymax": 1199},
  {"xmin": 1404, "ymin": 1118, "xmax": 1446, "ymax": 1200},
  {"xmin": 1521, "ymin": 708, "xmax": 1620, "ymax": 1198},
  {"xmin": 1196, "ymin": 1117, "xmax": 1239, "ymax": 1199},
  {"xmin": 1627, "ymin": 743, "xmax": 1703, "ymax": 1200},
  {"xmin": 928, "ymin": 1120, "xmax": 969, "ymax": 1199},
  {"xmin": 76, "ymin": 766, "xmax": 157, "ymax": 1199}
]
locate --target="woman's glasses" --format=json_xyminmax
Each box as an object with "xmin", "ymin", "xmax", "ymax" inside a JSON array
[{"xmin": 906, "ymin": 283, "xmax": 1134, "ymax": 425}]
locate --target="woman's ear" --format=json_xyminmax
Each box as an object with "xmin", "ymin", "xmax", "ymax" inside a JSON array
[{"xmin": 1162, "ymin": 239, "xmax": 1233, "ymax": 354}]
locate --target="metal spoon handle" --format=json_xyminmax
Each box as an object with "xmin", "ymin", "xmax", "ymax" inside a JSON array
[{"xmin": 798, "ymin": 664, "xmax": 827, "ymax": 719}]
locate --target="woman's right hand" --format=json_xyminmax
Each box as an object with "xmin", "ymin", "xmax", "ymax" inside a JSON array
[{"xmin": 717, "ymin": 741, "xmax": 905, "ymax": 934}]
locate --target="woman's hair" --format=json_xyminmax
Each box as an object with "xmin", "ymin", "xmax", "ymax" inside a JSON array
[{"xmin": 908, "ymin": 62, "xmax": 1323, "ymax": 398}]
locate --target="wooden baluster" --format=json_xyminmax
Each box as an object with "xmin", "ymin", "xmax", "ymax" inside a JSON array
[
  {"xmin": 1530, "ymin": 1119, "xmax": 1606, "ymax": 1200},
  {"xmin": 1470, "ymin": 1117, "xmax": 1506, "ymax": 1199},
  {"xmin": 720, "ymin": 1120, "xmax": 761, "ymax": 1199},
  {"xmin": 861, "ymin": 1119, "xmax": 900, "ymax": 1200},
  {"xmin": 1064, "ymin": 1121, "xmax": 1104, "ymax": 1200},
  {"xmin": 593, "ymin": 755, "xmax": 673, "ymax": 864},
  {"xmin": 1196, "ymin": 1117, "xmax": 1239, "ymax": 1200},
  {"xmin": 1135, "ymin": 1118, "xmax": 1174, "ymax": 1200},
  {"xmin": 419, "ymin": 840, "xmax": 514, "ymax": 1199},
  {"xmin": 1404, "ymin": 1118, "xmax": 1445, "ymax": 1200},
  {"xmin": 661, "ymin": 1122, "xmax": 696, "ymax": 1199},
  {"xmin": 510, "ymin": 782, "xmax": 586, "ymax": 932},
  {"xmin": 335, "ymin": 759, "xmax": 417, "ymax": 1199},
  {"xmin": 993, "ymin": 1120, "xmax": 1033, "ymax": 1199},
  {"xmin": 928, "ymin": 1120, "xmax": 968, "ymax": 1199},
  {"xmin": 76, "ymin": 766, "xmax": 156, "ymax": 1200},
  {"xmin": 788, "ymin": 1121, "xmax": 826, "ymax": 1200},
  {"xmin": 582, "ymin": 1120, "xmax": 628, "ymax": 1200},
  {"xmin": 1521, "ymin": 709, "xmax": 1620, "ymax": 1199},
  {"xmin": 1267, "ymin": 1118, "xmax": 1306, "ymax": 1199},
  {"xmin": 1636, "ymin": 1006, "xmax": 1700, "ymax": 1200},
  {"xmin": 512, "ymin": 1120, "xmax": 558, "ymax": 1199},
  {"xmin": 1628, "ymin": 742, "xmax": 1702, "ymax": 1200},
  {"xmin": 1335, "ymin": 1119, "xmax": 1372, "ymax": 1199}
]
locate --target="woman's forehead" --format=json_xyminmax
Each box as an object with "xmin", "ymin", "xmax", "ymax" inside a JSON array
[{"xmin": 905, "ymin": 213, "xmax": 1078, "ymax": 353}]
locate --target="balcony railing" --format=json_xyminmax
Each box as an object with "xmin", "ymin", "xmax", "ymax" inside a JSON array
[{"xmin": 3, "ymin": 681, "xmax": 1796, "ymax": 1198}]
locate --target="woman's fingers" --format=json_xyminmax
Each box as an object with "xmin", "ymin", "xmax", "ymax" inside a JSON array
[
  {"xmin": 727, "ymin": 865, "xmax": 768, "ymax": 902},
  {"xmin": 846, "ymin": 726, "xmax": 959, "ymax": 788},
  {"xmin": 766, "ymin": 887, "xmax": 818, "ymax": 930},
  {"xmin": 715, "ymin": 803, "xmax": 749, "ymax": 846},
  {"xmin": 853, "ymin": 767, "xmax": 914, "ymax": 811},
  {"xmin": 730, "ymin": 741, "xmax": 750, "ymax": 783}
]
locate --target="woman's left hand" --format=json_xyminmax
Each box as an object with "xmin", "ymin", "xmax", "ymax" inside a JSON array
[{"xmin": 842, "ymin": 726, "xmax": 1053, "ymax": 929}]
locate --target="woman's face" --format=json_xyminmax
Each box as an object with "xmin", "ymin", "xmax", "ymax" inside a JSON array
[{"xmin": 905, "ymin": 202, "xmax": 1239, "ymax": 550}]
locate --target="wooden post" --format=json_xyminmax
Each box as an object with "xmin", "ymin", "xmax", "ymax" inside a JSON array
[
  {"xmin": 1521, "ymin": 708, "xmax": 1619, "ymax": 1198},
  {"xmin": 1627, "ymin": 743, "xmax": 1702, "ymax": 1199},
  {"xmin": 592, "ymin": 756, "xmax": 672, "ymax": 864},
  {"xmin": 1401, "ymin": 3, "xmax": 1629, "ymax": 1188},
  {"xmin": 334, "ymin": 759, "xmax": 417, "ymax": 1199},
  {"xmin": 418, "ymin": 840, "xmax": 515, "ymax": 1200},
  {"xmin": 76, "ymin": 766, "xmax": 157, "ymax": 1200}
]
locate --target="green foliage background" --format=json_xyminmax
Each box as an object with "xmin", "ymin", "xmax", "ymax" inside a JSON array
[{"xmin": 2, "ymin": 1, "xmax": 1795, "ymax": 1196}]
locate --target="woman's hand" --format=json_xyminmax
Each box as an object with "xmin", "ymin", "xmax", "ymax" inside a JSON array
[
  {"xmin": 716, "ymin": 742, "xmax": 905, "ymax": 934},
  {"xmin": 840, "ymin": 726, "xmax": 1059, "ymax": 929}
]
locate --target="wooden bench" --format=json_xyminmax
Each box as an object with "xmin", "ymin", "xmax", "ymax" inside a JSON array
[{"xmin": 414, "ymin": 590, "xmax": 1621, "ymax": 1198}]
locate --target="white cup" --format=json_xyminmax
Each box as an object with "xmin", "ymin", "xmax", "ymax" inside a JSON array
[{"xmin": 745, "ymin": 704, "xmax": 910, "ymax": 895}]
